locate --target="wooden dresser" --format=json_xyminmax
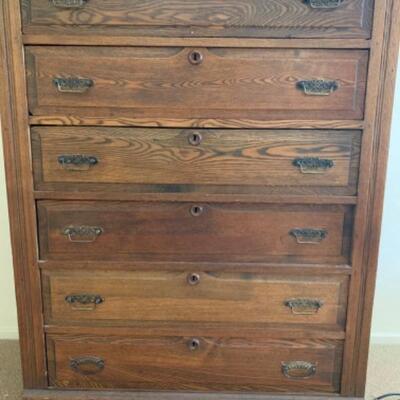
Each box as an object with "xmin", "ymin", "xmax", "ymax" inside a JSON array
[{"xmin": 1, "ymin": 1, "xmax": 399, "ymax": 399}]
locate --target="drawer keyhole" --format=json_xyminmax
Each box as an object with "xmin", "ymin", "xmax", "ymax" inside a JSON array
[
  {"xmin": 187, "ymin": 273, "xmax": 201, "ymax": 286},
  {"xmin": 188, "ymin": 132, "xmax": 202, "ymax": 146},
  {"xmin": 188, "ymin": 50, "xmax": 204, "ymax": 65},
  {"xmin": 190, "ymin": 205, "xmax": 204, "ymax": 217},
  {"xmin": 188, "ymin": 338, "xmax": 201, "ymax": 351}
]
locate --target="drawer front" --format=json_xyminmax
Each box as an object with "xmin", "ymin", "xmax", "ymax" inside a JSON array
[
  {"xmin": 22, "ymin": 0, "xmax": 373, "ymax": 39},
  {"xmin": 32, "ymin": 127, "xmax": 361, "ymax": 195},
  {"xmin": 47, "ymin": 334, "xmax": 343, "ymax": 392},
  {"xmin": 26, "ymin": 47, "xmax": 368, "ymax": 121},
  {"xmin": 43, "ymin": 270, "xmax": 349, "ymax": 329},
  {"xmin": 38, "ymin": 201, "xmax": 353, "ymax": 263}
]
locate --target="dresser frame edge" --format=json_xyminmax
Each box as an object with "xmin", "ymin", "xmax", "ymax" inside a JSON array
[
  {"xmin": 340, "ymin": 0, "xmax": 400, "ymax": 396},
  {"xmin": 0, "ymin": 0, "xmax": 47, "ymax": 389}
]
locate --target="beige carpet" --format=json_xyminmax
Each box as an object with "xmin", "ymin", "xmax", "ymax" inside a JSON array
[{"xmin": 0, "ymin": 341, "xmax": 399, "ymax": 399}]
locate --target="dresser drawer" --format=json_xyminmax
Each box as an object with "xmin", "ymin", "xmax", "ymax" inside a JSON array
[
  {"xmin": 42, "ymin": 270, "xmax": 349, "ymax": 330},
  {"xmin": 38, "ymin": 201, "xmax": 353, "ymax": 263},
  {"xmin": 26, "ymin": 47, "xmax": 368, "ymax": 121},
  {"xmin": 22, "ymin": 0, "xmax": 373, "ymax": 39},
  {"xmin": 47, "ymin": 334, "xmax": 343, "ymax": 392},
  {"xmin": 32, "ymin": 127, "xmax": 361, "ymax": 195}
]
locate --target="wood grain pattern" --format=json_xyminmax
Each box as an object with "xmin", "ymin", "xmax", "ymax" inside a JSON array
[
  {"xmin": 33, "ymin": 191, "xmax": 358, "ymax": 205},
  {"xmin": 339, "ymin": 0, "xmax": 400, "ymax": 396},
  {"xmin": 44, "ymin": 323, "xmax": 347, "ymax": 341},
  {"xmin": 21, "ymin": 0, "xmax": 373, "ymax": 39},
  {"xmin": 37, "ymin": 201, "xmax": 354, "ymax": 263},
  {"xmin": 0, "ymin": 0, "xmax": 398, "ymax": 398},
  {"xmin": 46, "ymin": 334, "xmax": 343, "ymax": 393},
  {"xmin": 23, "ymin": 390, "xmax": 362, "ymax": 400},
  {"xmin": 0, "ymin": 0, "xmax": 47, "ymax": 389},
  {"xmin": 28, "ymin": 115, "xmax": 366, "ymax": 130},
  {"xmin": 22, "ymin": 36, "xmax": 372, "ymax": 49},
  {"xmin": 25, "ymin": 47, "xmax": 368, "ymax": 120},
  {"xmin": 42, "ymin": 269, "xmax": 349, "ymax": 329},
  {"xmin": 31, "ymin": 127, "xmax": 361, "ymax": 195}
]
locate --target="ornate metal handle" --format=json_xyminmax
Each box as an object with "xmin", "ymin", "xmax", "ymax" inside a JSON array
[
  {"xmin": 282, "ymin": 361, "xmax": 317, "ymax": 379},
  {"xmin": 63, "ymin": 226, "xmax": 103, "ymax": 243},
  {"xmin": 285, "ymin": 298, "xmax": 324, "ymax": 315},
  {"xmin": 65, "ymin": 294, "xmax": 104, "ymax": 311},
  {"xmin": 53, "ymin": 77, "xmax": 93, "ymax": 93},
  {"xmin": 290, "ymin": 228, "xmax": 328, "ymax": 244},
  {"xmin": 304, "ymin": 0, "xmax": 343, "ymax": 9},
  {"xmin": 52, "ymin": 0, "xmax": 88, "ymax": 8},
  {"xmin": 297, "ymin": 80, "xmax": 339, "ymax": 96},
  {"xmin": 293, "ymin": 157, "xmax": 334, "ymax": 174},
  {"xmin": 70, "ymin": 356, "xmax": 105, "ymax": 375},
  {"xmin": 58, "ymin": 155, "xmax": 98, "ymax": 171}
]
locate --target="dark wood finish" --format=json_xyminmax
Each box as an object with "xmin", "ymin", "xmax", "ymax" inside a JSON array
[
  {"xmin": 32, "ymin": 127, "xmax": 361, "ymax": 195},
  {"xmin": 0, "ymin": 0, "xmax": 399, "ymax": 398},
  {"xmin": 0, "ymin": 0, "xmax": 47, "ymax": 389},
  {"xmin": 34, "ymin": 191, "xmax": 358, "ymax": 205},
  {"xmin": 42, "ymin": 269, "xmax": 349, "ymax": 330},
  {"xmin": 46, "ymin": 334, "xmax": 343, "ymax": 393},
  {"xmin": 23, "ymin": 390, "xmax": 362, "ymax": 400},
  {"xmin": 29, "ymin": 115, "xmax": 366, "ymax": 130},
  {"xmin": 25, "ymin": 47, "xmax": 368, "ymax": 121},
  {"xmin": 44, "ymin": 323, "xmax": 347, "ymax": 340},
  {"xmin": 21, "ymin": 0, "xmax": 374, "ymax": 39},
  {"xmin": 37, "ymin": 201, "xmax": 354, "ymax": 263},
  {"xmin": 340, "ymin": 0, "xmax": 400, "ymax": 395},
  {"xmin": 22, "ymin": 36, "xmax": 372, "ymax": 49}
]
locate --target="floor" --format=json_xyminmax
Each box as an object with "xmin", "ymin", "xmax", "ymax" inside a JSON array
[{"xmin": 0, "ymin": 341, "xmax": 399, "ymax": 399}]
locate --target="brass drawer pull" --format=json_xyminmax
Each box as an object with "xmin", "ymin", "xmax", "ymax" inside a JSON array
[
  {"xmin": 188, "ymin": 50, "xmax": 204, "ymax": 65},
  {"xmin": 188, "ymin": 132, "xmax": 203, "ymax": 146},
  {"xmin": 58, "ymin": 155, "xmax": 98, "ymax": 171},
  {"xmin": 293, "ymin": 157, "xmax": 334, "ymax": 174},
  {"xmin": 290, "ymin": 228, "xmax": 327, "ymax": 244},
  {"xmin": 285, "ymin": 298, "xmax": 324, "ymax": 315},
  {"xmin": 70, "ymin": 356, "xmax": 105, "ymax": 375},
  {"xmin": 282, "ymin": 361, "xmax": 317, "ymax": 379},
  {"xmin": 63, "ymin": 226, "xmax": 103, "ymax": 243},
  {"xmin": 297, "ymin": 79, "xmax": 338, "ymax": 96},
  {"xmin": 190, "ymin": 205, "xmax": 204, "ymax": 217},
  {"xmin": 52, "ymin": 0, "xmax": 88, "ymax": 8},
  {"xmin": 187, "ymin": 273, "xmax": 201, "ymax": 286},
  {"xmin": 304, "ymin": 0, "xmax": 343, "ymax": 9},
  {"xmin": 65, "ymin": 294, "xmax": 104, "ymax": 311},
  {"xmin": 53, "ymin": 77, "xmax": 93, "ymax": 93},
  {"xmin": 188, "ymin": 338, "xmax": 201, "ymax": 351}
]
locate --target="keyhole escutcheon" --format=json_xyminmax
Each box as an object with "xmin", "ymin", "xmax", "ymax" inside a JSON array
[{"xmin": 188, "ymin": 50, "xmax": 204, "ymax": 65}]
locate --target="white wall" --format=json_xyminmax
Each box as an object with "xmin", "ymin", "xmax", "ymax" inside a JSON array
[
  {"xmin": 370, "ymin": 61, "xmax": 400, "ymax": 344},
  {"xmin": 0, "ymin": 65, "xmax": 399, "ymax": 342},
  {"xmin": 0, "ymin": 126, "xmax": 18, "ymax": 339}
]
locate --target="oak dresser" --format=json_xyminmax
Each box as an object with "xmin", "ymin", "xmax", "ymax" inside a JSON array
[{"xmin": 1, "ymin": 1, "xmax": 399, "ymax": 400}]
